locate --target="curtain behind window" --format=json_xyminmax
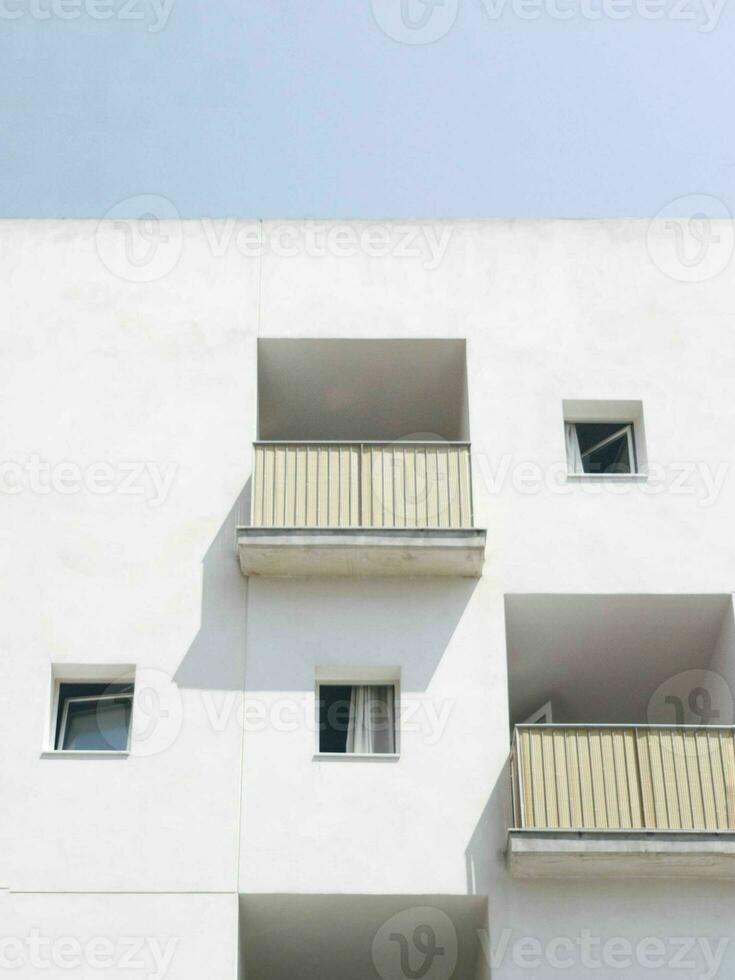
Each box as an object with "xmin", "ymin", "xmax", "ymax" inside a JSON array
[{"xmin": 346, "ymin": 685, "xmax": 396, "ymax": 753}]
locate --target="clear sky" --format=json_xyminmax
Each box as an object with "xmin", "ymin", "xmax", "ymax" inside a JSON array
[{"xmin": 1, "ymin": 0, "xmax": 732, "ymax": 217}]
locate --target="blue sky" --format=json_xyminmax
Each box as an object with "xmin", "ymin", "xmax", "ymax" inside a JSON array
[{"xmin": 1, "ymin": 0, "xmax": 732, "ymax": 217}]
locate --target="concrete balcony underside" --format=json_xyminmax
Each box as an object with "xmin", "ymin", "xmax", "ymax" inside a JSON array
[
  {"xmin": 240, "ymin": 894, "xmax": 487, "ymax": 980},
  {"xmin": 237, "ymin": 527, "xmax": 486, "ymax": 577},
  {"xmin": 508, "ymin": 830, "xmax": 735, "ymax": 879}
]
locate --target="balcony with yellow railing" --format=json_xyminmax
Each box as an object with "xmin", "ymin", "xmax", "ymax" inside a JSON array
[
  {"xmin": 237, "ymin": 441, "xmax": 486, "ymax": 577},
  {"xmin": 508, "ymin": 724, "xmax": 735, "ymax": 879}
]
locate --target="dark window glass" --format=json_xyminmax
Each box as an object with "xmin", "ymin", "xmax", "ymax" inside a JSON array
[
  {"xmin": 576, "ymin": 422, "xmax": 633, "ymax": 474},
  {"xmin": 318, "ymin": 685, "xmax": 353, "ymax": 753},
  {"xmin": 55, "ymin": 682, "xmax": 134, "ymax": 751}
]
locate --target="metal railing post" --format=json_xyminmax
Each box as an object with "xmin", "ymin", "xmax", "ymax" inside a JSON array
[
  {"xmin": 358, "ymin": 443, "xmax": 364, "ymax": 527},
  {"xmin": 515, "ymin": 725, "xmax": 526, "ymax": 829}
]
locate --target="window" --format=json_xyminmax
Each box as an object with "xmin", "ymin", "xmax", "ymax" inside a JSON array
[
  {"xmin": 565, "ymin": 421, "xmax": 637, "ymax": 475},
  {"xmin": 54, "ymin": 682, "xmax": 134, "ymax": 752},
  {"xmin": 523, "ymin": 701, "xmax": 553, "ymax": 724},
  {"xmin": 562, "ymin": 400, "xmax": 646, "ymax": 478},
  {"xmin": 317, "ymin": 683, "xmax": 397, "ymax": 755}
]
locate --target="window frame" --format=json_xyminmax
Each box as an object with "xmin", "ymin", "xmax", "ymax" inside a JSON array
[
  {"xmin": 523, "ymin": 700, "xmax": 553, "ymax": 725},
  {"xmin": 57, "ymin": 691, "xmax": 134, "ymax": 753},
  {"xmin": 566, "ymin": 419, "xmax": 643, "ymax": 478},
  {"xmin": 44, "ymin": 667, "xmax": 136, "ymax": 757},
  {"xmin": 314, "ymin": 678, "xmax": 401, "ymax": 760},
  {"xmin": 562, "ymin": 399, "xmax": 648, "ymax": 481}
]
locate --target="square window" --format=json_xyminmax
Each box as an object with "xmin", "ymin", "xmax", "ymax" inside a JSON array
[
  {"xmin": 566, "ymin": 421, "xmax": 637, "ymax": 475},
  {"xmin": 54, "ymin": 681, "xmax": 134, "ymax": 752},
  {"xmin": 562, "ymin": 399, "xmax": 646, "ymax": 478},
  {"xmin": 317, "ymin": 682, "xmax": 397, "ymax": 755}
]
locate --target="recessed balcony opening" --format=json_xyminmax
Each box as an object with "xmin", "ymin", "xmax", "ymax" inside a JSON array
[
  {"xmin": 238, "ymin": 339, "xmax": 485, "ymax": 577},
  {"xmin": 504, "ymin": 594, "xmax": 735, "ymax": 878},
  {"xmin": 239, "ymin": 894, "xmax": 487, "ymax": 980},
  {"xmin": 257, "ymin": 338, "xmax": 469, "ymax": 442}
]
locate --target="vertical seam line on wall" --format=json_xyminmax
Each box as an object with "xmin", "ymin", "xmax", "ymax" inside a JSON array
[
  {"xmin": 235, "ymin": 577, "xmax": 249, "ymax": 894},
  {"xmin": 238, "ymin": 220, "xmax": 263, "ymax": 889}
]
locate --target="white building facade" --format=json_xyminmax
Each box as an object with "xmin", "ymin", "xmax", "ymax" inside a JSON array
[{"xmin": 1, "ymin": 218, "xmax": 735, "ymax": 979}]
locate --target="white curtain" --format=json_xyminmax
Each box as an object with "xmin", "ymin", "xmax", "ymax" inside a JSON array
[
  {"xmin": 565, "ymin": 422, "xmax": 584, "ymax": 474},
  {"xmin": 346, "ymin": 685, "xmax": 396, "ymax": 754}
]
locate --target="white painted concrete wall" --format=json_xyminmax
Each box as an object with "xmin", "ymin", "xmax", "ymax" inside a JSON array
[
  {"xmin": 0, "ymin": 891, "xmax": 237, "ymax": 979},
  {"xmin": 2, "ymin": 219, "xmax": 735, "ymax": 978}
]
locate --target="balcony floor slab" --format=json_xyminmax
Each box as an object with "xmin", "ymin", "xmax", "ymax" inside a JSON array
[
  {"xmin": 237, "ymin": 527, "xmax": 486, "ymax": 577},
  {"xmin": 508, "ymin": 830, "xmax": 735, "ymax": 879}
]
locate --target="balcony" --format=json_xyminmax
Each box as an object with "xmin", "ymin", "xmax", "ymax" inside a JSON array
[
  {"xmin": 508, "ymin": 723, "xmax": 735, "ymax": 879},
  {"xmin": 237, "ymin": 441, "xmax": 486, "ymax": 577}
]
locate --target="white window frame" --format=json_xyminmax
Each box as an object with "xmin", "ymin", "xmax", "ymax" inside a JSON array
[
  {"xmin": 314, "ymin": 678, "xmax": 401, "ymax": 760},
  {"xmin": 523, "ymin": 700, "xmax": 553, "ymax": 725},
  {"xmin": 44, "ymin": 665, "xmax": 136, "ymax": 757},
  {"xmin": 58, "ymin": 692, "xmax": 134, "ymax": 753},
  {"xmin": 562, "ymin": 399, "xmax": 648, "ymax": 481}
]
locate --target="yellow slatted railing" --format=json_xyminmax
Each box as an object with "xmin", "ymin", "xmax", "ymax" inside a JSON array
[
  {"xmin": 513, "ymin": 725, "xmax": 735, "ymax": 832},
  {"xmin": 251, "ymin": 442, "xmax": 474, "ymax": 529}
]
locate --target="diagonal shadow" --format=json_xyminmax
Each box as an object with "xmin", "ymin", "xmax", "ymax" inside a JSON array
[{"xmin": 174, "ymin": 480, "xmax": 251, "ymax": 691}]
